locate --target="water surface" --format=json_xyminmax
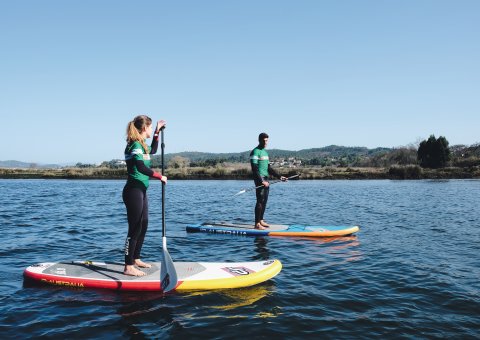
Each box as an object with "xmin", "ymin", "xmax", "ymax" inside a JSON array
[{"xmin": 0, "ymin": 179, "xmax": 479, "ymax": 338}]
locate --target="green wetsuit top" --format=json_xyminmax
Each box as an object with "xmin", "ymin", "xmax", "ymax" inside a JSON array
[
  {"xmin": 250, "ymin": 146, "xmax": 279, "ymax": 184},
  {"xmin": 125, "ymin": 140, "xmax": 157, "ymax": 190}
]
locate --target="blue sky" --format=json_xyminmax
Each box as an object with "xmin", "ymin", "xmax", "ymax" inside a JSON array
[{"xmin": 1, "ymin": 1, "xmax": 479, "ymax": 164}]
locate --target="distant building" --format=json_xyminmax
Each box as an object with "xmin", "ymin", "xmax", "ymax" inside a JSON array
[{"xmin": 271, "ymin": 158, "xmax": 302, "ymax": 168}]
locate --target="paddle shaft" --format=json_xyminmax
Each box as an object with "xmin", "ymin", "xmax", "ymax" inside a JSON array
[
  {"xmin": 159, "ymin": 126, "xmax": 178, "ymax": 293},
  {"xmin": 235, "ymin": 174, "xmax": 300, "ymax": 196},
  {"xmin": 161, "ymin": 127, "xmax": 166, "ymax": 237},
  {"xmin": 255, "ymin": 174, "xmax": 300, "ymax": 189}
]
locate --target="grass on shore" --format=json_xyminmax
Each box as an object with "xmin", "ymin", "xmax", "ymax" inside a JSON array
[{"xmin": 1, "ymin": 164, "xmax": 479, "ymax": 180}]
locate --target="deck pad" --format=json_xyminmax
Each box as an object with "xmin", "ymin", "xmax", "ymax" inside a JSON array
[{"xmin": 41, "ymin": 261, "xmax": 207, "ymax": 281}]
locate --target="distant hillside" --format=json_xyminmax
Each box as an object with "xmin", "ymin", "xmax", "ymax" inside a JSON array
[
  {"xmin": 163, "ymin": 151, "xmax": 251, "ymax": 163},
  {"xmin": 0, "ymin": 160, "xmax": 61, "ymax": 169},
  {"xmin": 4, "ymin": 143, "xmax": 478, "ymax": 170},
  {"xmin": 158, "ymin": 145, "xmax": 392, "ymax": 163},
  {"xmin": 277, "ymin": 145, "xmax": 392, "ymax": 159}
]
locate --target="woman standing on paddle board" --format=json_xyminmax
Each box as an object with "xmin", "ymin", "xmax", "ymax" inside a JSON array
[
  {"xmin": 123, "ymin": 115, "xmax": 167, "ymax": 276},
  {"xmin": 250, "ymin": 132, "xmax": 287, "ymax": 230}
]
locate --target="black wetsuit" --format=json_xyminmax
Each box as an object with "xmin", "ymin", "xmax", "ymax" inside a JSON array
[
  {"xmin": 123, "ymin": 137, "xmax": 158, "ymax": 266},
  {"xmin": 250, "ymin": 145, "xmax": 280, "ymax": 224}
]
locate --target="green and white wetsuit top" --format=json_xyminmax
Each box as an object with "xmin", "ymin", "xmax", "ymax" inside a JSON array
[
  {"xmin": 125, "ymin": 140, "xmax": 156, "ymax": 190},
  {"xmin": 250, "ymin": 146, "xmax": 279, "ymax": 184}
]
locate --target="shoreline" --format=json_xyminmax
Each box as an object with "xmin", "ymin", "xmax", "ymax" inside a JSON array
[{"xmin": 1, "ymin": 165, "xmax": 479, "ymax": 180}]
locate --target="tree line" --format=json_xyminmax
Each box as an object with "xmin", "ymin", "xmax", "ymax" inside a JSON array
[{"xmin": 92, "ymin": 135, "xmax": 479, "ymax": 170}]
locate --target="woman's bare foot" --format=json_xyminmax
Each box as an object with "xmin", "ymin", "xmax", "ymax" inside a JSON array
[
  {"xmin": 255, "ymin": 223, "xmax": 266, "ymax": 230},
  {"xmin": 134, "ymin": 259, "xmax": 152, "ymax": 268},
  {"xmin": 124, "ymin": 265, "xmax": 146, "ymax": 276},
  {"xmin": 260, "ymin": 220, "xmax": 270, "ymax": 227}
]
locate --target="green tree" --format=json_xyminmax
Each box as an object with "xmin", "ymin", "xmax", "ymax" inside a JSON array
[
  {"xmin": 417, "ymin": 135, "xmax": 451, "ymax": 168},
  {"xmin": 75, "ymin": 162, "xmax": 96, "ymax": 168}
]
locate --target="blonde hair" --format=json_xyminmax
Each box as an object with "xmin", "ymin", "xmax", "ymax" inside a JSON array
[{"xmin": 126, "ymin": 115, "xmax": 152, "ymax": 153}]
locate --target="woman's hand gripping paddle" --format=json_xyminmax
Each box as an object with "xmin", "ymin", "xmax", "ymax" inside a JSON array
[{"xmin": 160, "ymin": 127, "xmax": 178, "ymax": 293}]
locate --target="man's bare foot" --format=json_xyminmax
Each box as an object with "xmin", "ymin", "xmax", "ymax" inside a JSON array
[
  {"xmin": 134, "ymin": 259, "xmax": 152, "ymax": 268},
  {"xmin": 255, "ymin": 223, "xmax": 266, "ymax": 230},
  {"xmin": 260, "ymin": 220, "xmax": 270, "ymax": 227},
  {"xmin": 124, "ymin": 265, "xmax": 146, "ymax": 276}
]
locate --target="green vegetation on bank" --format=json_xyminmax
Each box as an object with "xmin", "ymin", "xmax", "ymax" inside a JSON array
[
  {"xmin": 1, "ymin": 164, "xmax": 479, "ymax": 180},
  {"xmin": 1, "ymin": 137, "xmax": 479, "ymax": 180}
]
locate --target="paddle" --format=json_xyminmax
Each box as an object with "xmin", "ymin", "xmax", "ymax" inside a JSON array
[
  {"xmin": 234, "ymin": 174, "xmax": 300, "ymax": 196},
  {"xmin": 159, "ymin": 126, "xmax": 178, "ymax": 293}
]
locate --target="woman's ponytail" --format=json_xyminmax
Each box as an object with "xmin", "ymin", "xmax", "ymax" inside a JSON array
[{"xmin": 126, "ymin": 115, "xmax": 152, "ymax": 153}]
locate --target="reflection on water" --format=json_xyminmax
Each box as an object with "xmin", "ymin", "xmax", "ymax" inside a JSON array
[
  {"xmin": 117, "ymin": 297, "xmax": 177, "ymax": 338},
  {"xmin": 210, "ymin": 285, "xmax": 271, "ymax": 311},
  {"xmin": 253, "ymin": 237, "xmax": 270, "ymax": 261},
  {"xmin": 277, "ymin": 234, "xmax": 359, "ymax": 245}
]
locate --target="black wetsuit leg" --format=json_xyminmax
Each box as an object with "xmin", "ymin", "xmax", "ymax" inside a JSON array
[
  {"xmin": 123, "ymin": 185, "xmax": 149, "ymax": 265},
  {"xmin": 261, "ymin": 186, "xmax": 269, "ymax": 221},
  {"xmin": 255, "ymin": 179, "xmax": 270, "ymax": 224}
]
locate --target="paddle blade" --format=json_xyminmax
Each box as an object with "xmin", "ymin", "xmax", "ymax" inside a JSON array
[
  {"xmin": 160, "ymin": 237, "xmax": 178, "ymax": 293},
  {"xmin": 234, "ymin": 189, "xmax": 246, "ymax": 196}
]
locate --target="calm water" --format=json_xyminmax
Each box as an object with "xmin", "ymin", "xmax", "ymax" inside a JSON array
[{"xmin": 0, "ymin": 179, "xmax": 479, "ymax": 339}]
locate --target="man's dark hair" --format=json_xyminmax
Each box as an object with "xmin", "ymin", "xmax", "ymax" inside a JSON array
[{"xmin": 258, "ymin": 132, "xmax": 269, "ymax": 143}]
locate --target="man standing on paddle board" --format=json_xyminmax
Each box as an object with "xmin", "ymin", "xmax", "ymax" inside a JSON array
[
  {"xmin": 123, "ymin": 115, "xmax": 167, "ymax": 276},
  {"xmin": 250, "ymin": 133, "xmax": 287, "ymax": 230}
]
